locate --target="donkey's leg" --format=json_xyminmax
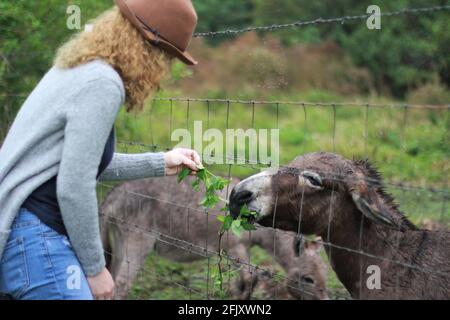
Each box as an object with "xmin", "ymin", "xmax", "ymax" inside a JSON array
[{"xmin": 110, "ymin": 226, "xmax": 156, "ymax": 300}]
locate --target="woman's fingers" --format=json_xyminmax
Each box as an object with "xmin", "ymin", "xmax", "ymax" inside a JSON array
[
  {"xmin": 182, "ymin": 156, "xmax": 198, "ymax": 171},
  {"xmin": 191, "ymin": 150, "xmax": 201, "ymax": 165},
  {"xmin": 87, "ymin": 267, "xmax": 115, "ymax": 300},
  {"xmin": 96, "ymin": 289, "xmax": 114, "ymax": 300},
  {"xmin": 164, "ymin": 148, "xmax": 204, "ymax": 176},
  {"xmin": 175, "ymin": 148, "xmax": 202, "ymax": 166}
]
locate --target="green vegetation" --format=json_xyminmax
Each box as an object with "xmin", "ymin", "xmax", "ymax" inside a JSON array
[
  {"xmin": 125, "ymin": 245, "xmax": 350, "ymax": 300},
  {"xmin": 252, "ymin": 0, "xmax": 450, "ymax": 96},
  {"xmin": 177, "ymin": 166, "xmax": 258, "ymax": 237},
  {"xmin": 177, "ymin": 166, "xmax": 258, "ymax": 297},
  {"xmin": 217, "ymin": 205, "xmax": 258, "ymax": 238},
  {"xmin": 177, "ymin": 166, "xmax": 230, "ymax": 210}
]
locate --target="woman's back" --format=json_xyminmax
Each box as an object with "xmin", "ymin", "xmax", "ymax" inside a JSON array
[{"xmin": 0, "ymin": 59, "xmax": 125, "ymax": 260}]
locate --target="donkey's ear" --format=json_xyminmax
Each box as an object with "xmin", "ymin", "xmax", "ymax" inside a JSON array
[
  {"xmin": 304, "ymin": 236, "xmax": 322, "ymax": 255},
  {"xmin": 347, "ymin": 159, "xmax": 401, "ymax": 229},
  {"xmin": 350, "ymin": 189, "xmax": 399, "ymax": 229}
]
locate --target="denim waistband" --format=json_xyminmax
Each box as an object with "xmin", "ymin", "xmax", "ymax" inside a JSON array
[{"xmin": 11, "ymin": 207, "xmax": 40, "ymax": 228}]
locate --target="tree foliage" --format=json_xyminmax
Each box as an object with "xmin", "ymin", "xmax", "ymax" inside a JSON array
[
  {"xmin": 252, "ymin": 0, "xmax": 450, "ymax": 95},
  {"xmin": 0, "ymin": 1, "xmax": 111, "ymax": 139}
]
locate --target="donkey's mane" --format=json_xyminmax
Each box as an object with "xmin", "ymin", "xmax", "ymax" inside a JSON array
[{"xmin": 353, "ymin": 158, "xmax": 418, "ymax": 231}]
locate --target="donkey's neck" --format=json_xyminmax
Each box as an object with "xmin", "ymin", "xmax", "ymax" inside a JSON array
[{"xmin": 319, "ymin": 206, "xmax": 408, "ymax": 299}]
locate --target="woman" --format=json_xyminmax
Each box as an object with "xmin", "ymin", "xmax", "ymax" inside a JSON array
[{"xmin": 0, "ymin": 0, "xmax": 200, "ymax": 300}]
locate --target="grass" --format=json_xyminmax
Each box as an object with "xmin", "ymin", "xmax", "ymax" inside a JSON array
[
  {"xmin": 127, "ymin": 252, "xmax": 210, "ymax": 300},
  {"xmin": 124, "ymin": 243, "xmax": 350, "ymax": 300}
]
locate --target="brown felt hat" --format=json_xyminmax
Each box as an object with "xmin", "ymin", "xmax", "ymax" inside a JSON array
[{"xmin": 115, "ymin": 0, "xmax": 198, "ymax": 65}]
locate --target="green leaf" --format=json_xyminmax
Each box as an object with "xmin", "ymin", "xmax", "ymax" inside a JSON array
[
  {"xmin": 181, "ymin": 166, "xmax": 231, "ymax": 211},
  {"xmin": 239, "ymin": 204, "xmax": 249, "ymax": 215},
  {"xmin": 242, "ymin": 221, "xmax": 257, "ymax": 231},
  {"xmin": 200, "ymin": 194, "xmax": 219, "ymax": 208},
  {"xmin": 238, "ymin": 204, "xmax": 257, "ymax": 218},
  {"xmin": 222, "ymin": 215, "xmax": 233, "ymax": 231},
  {"xmin": 200, "ymin": 197, "xmax": 209, "ymax": 207},
  {"xmin": 211, "ymin": 178, "xmax": 225, "ymax": 190},
  {"xmin": 230, "ymin": 220, "xmax": 243, "ymax": 237},
  {"xmin": 196, "ymin": 168, "xmax": 207, "ymax": 181},
  {"xmin": 216, "ymin": 215, "xmax": 226, "ymax": 223},
  {"xmin": 191, "ymin": 178, "xmax": 200, "ymax": 192},
  {"xmin": 177, "ymin": 168, "xmax": 190, "ymax": 183}
]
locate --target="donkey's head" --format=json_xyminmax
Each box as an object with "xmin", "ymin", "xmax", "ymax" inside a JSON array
[
  {"xmin": 229, "ymin": 152, "xmax": 414, "ymax": 235},
  {"xmin": 287, "ymin": 237, "xmax": 329, "ymax": 300}
]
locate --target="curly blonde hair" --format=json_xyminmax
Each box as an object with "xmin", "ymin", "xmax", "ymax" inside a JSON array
[{"xmin": 54, "ymin": 7, "xmax": 172, "ymax": 112}]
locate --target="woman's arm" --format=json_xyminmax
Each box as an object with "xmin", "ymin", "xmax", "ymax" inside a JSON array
[
  {"xmin": 57, "ymin": 77, "xmax": 124, "ymax": 277},
  {"xmin": 97, "ymin": 151, "xmax": 166, "ymax": 181},
  {"xmin": 98, "ymin": 148, "xmax": 202, "ymax": 181}
]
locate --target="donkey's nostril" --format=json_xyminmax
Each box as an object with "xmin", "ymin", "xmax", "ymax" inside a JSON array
[
  {"xmin": 229, "ymin": 189, "xmax": 254, "ymax": 219},
  {"xmin": 234, "ymin": 190, "xmax": 254, "ymax": 204}
]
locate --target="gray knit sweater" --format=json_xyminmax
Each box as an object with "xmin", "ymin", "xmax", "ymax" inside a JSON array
[{"xmin": 0, "ymin": 59, "xmax": 165, "ymax": 276}]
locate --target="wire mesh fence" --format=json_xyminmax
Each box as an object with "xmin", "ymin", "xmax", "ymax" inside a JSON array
[
  {"xmin": 96, "ymin": 96, "xmax": 449, "ymax": 300},
  {"xmin": 1, "ymin": 3, "xmax": 449, "ymax": 300}
]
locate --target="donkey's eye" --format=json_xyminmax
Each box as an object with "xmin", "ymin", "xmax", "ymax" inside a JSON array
[
  {"xmin": 301, "ymin": 275, "xmax": 315, "ymax": 285},
  {"xmin": 302, "ymin": 171, "xmax": 323, "ymax": 188}
]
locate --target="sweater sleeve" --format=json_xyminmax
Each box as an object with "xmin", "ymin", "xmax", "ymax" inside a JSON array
[
  {"xmin": 56, "ymin": 77, "xmax": 123, "ymax": 276},
  {"xmin": 98, "ymin": 151, "xmax": 166, "ymax": 181}
]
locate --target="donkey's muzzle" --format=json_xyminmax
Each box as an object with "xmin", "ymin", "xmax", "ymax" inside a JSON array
[{"xmin": 229, "ymin": 189, "xmax": 254, "ymax": 219}]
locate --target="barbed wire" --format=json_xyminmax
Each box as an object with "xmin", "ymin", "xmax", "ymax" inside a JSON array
[
  {"xmin": 193, "ymin": 5, "xmax": 450, "ymax": 38},
  {"xmin": 1, "ymin": 4, "xmax": 449, "ymax": 61}
]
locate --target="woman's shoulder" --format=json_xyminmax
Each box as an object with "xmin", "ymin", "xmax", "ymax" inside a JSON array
[
  {"xmin": 79, "ymin": 59, "xmax": 122, "ymax": 82},
  {"xmin": 50, "ymin": 59, "xmax": 125, "ymax": 98},
  {"xmin": 83, "ymin": 60, "xmax": 125, "ymax": 99}
]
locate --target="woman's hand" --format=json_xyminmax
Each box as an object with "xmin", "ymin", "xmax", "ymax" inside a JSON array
[
  {"xmin": 164, "ymin": 148, "xmax": 202, "ymax": 176},
  {"xmin": 87, "ymin": 267, "xmax": 115, "ymax": 300}
]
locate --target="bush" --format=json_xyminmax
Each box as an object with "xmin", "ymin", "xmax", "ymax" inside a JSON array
[
  {"xmin": 173, "ymin": 33, "xmax": 373, "ymax": 97},
  {"xmin": 407, "ymin": 80, "xmax": 450, "ymax": 105}
]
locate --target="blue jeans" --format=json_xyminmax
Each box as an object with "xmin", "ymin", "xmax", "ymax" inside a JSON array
[{"xmin": 0, "ymin": 208, "xmax": 93, "ymax": 300}]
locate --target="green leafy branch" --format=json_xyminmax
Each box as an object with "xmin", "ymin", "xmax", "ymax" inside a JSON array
[
  {"xmin": 216, "ymin": 204, "xmax": 257, "ymax": 237},
  {"xmin": 177, "ymin": 166, "xmax": 230, "ymax": 209},
  {"xmin": 177, "ymin": 165, "xmax": 258, "ymax": 298},
  {"xmin": 177, "ymin": 167, "xmax": 257, "ymax": 238}
]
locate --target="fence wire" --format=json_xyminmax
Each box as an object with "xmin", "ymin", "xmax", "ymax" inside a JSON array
[{"xmin": 193, "ymin": 5, "xmax": 450, "ymax": 38}]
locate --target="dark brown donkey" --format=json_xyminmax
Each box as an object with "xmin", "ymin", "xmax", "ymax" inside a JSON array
[
  {"xmin": 100, "ymin": 176, "xmax": 328, "ymax": 300},
  {"xmin": 229, "ymin": 152, "xmax": 450, "ymax": 299}
]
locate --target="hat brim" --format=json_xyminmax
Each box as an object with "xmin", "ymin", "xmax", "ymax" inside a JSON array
[{"xmin": 115, "ymin": 0, "xmax": 197, "ymax": 65}]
